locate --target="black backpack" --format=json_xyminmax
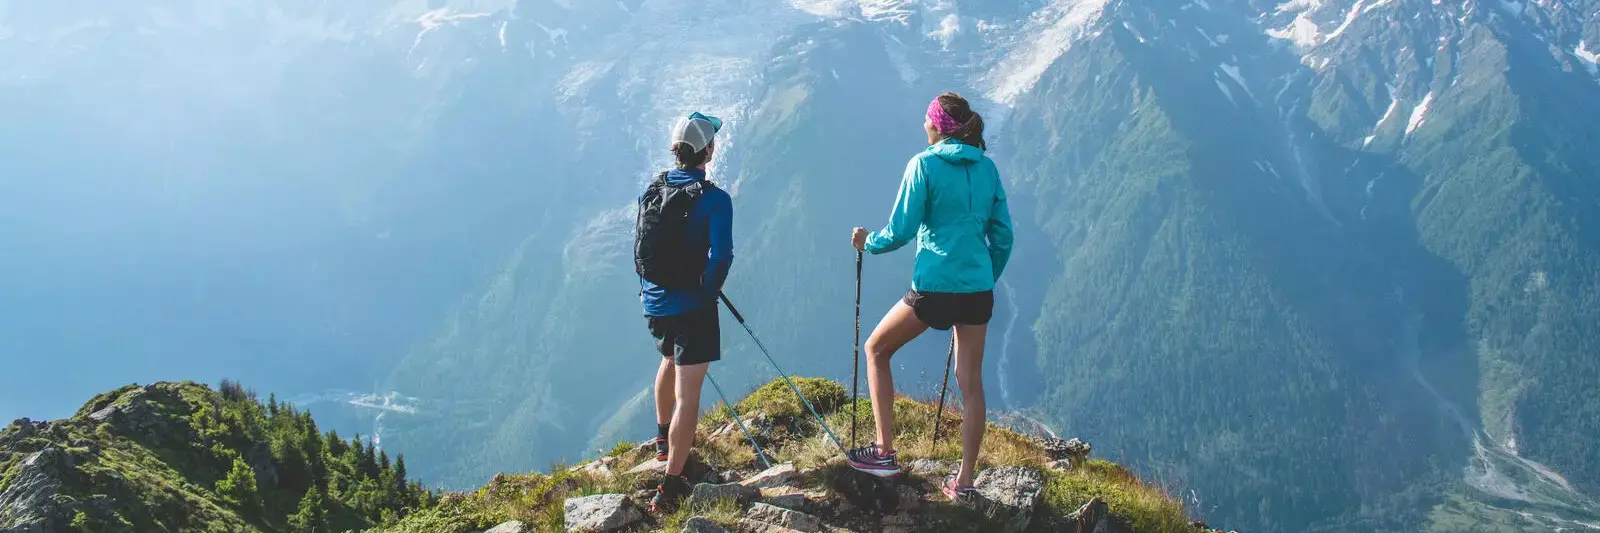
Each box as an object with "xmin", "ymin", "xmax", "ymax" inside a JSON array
[{"xmin": 635, "ymin": 172, "xmax": 709, "ymax": 290}]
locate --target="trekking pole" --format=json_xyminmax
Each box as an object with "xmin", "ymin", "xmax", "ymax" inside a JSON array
[
  {"xmin": 931, "ymin": 334, "xmax": 955, "ymax": 451},
  {"xmin": 707, "ymin": 372, "xmax": 774, "ymax": 470},
  {"xmin": 719, "ymin": 292, "xmax": 849, "ymax": 453},
  {"xmin": 851, "ymin": 250, "xmax": 862, "ymax": 450}
]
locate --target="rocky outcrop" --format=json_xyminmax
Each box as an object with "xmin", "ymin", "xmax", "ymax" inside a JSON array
[
  {"xmin": 972, "ymin": 466, "xmax": 1046, "ymax": 532},
  {"xmin": 1042, "ymin": 437, "xmax": 1092, "ymax": 463},
  {"xmin": 681, "ymin": 517, "xmax": 730, "ymax": 533},
  {"xmin": 690, "ymin": 482, "xmax": 760, "ymax": 506},
  {"xmin": 0, "ymin": 448, "xmax": 72, "ymax": 532},
  {"xmin": 906, "ymin": 458, "xmax": 954, "ymax": 477},
  {"xmin": 744, "ymin": 502, "xmax": 823, "ymax": 532},
  {"xmin": 758, "ymin": 486, "xmax": 807, "ymax": 510},
  {"xmin": 739, "ymin": 463, "xmax": 797, "ymax": 490},
  {"xmin": 82, "ymin": 385, "xmax": 196, "ymax": 447},
  {"xmin": 481, "ymin": 520, "xmax": 530, "ymax": 533},
  {"xmin": 562, "ymin": 494, "xmax": 644, "ymax": 532}
]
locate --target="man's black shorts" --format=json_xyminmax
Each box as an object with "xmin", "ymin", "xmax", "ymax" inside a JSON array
[
  {"xmin": 647, "ymin": 304, "xmax": 721, "ymax": 366},
  {"xmin": 903, "ymin": 289, "xmax": 995, "ymax": 331}
]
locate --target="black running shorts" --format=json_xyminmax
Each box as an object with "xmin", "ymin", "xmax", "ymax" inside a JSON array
[
  {"xmin": 902, "ymin": 289, "xmax": 995, "ymax": 331},
  {"xmin": 647, "ymin": 304, "xmax": 721, "ymax": 366}
]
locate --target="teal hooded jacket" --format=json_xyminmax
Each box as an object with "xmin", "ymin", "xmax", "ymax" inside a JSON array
[{"xmin": 864, "ymin": 139, "xmax": 1014, "ymax": 293}]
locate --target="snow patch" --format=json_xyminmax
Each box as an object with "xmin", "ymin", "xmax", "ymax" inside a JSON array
[
  {"xmin": 1576, "ymin": 41, "xmax": 1599, "ymax": 74},
  {"xmin": 1195, "ymin": 0, "xmax": 1212, "ymax": 10},
  {"xmin": 1216, "ymin": 33, "xmax": 1230, "ymax": 44},
  {"xmin": 983, "ymin": 0, "xmax": 1113, "ymax": 105},
  {"xmin": 1267, "ymin": 15, "xmax": 1321, "ymax": 49},
  {"xmin": 1220, "ymin": 63, "xmax": 1255, "ymax": 100},
  {"xmin": 1364, "ymin": 83, "xmax": 1400, "ymax": 147},
  {"xmin": 1216, "ymin": 78, "xmax": 1237, "ymax": 105},
  {"xmin": 1406, "ymin": 92, "xmax": 1434, "ymax": 135},
  {"xmin": 536, "ymin": 22, "xmax": 569, "ymax": 45},
  {"xmin": 884, "ymin": 34, "xmax": 919, "ymax": 85},
  {"xmin": 1364, "ymin": 0, "xmax": 1399, "ymax": 14},
  {"xmin": 556, "ymin": 61, "xmax": 615, "ymax": 103},
  {"xmin": 1324, "ymin": 0, "xmax": 1369, "ymax": 42},
  {"xmin": 498, "ymin": 20, "xmax": 508, "ymax": 49},
  {"xmin": 929, "ymin": 14, "xmax": 961, "ymax": 49},
  {"xmin": 1498, "ymin": 0, "xmax": 1524, "ymax": 16},
  {"xmin": 1123, "ymin": 21, "xmax": 1147, "ymax": 43},
  {"xmin": 789, "ymin": 0, "xmax": 857, "ymax": 18},
  {"xmin": 860, "ymin": 0, "xmax": 917, "ymax": 24},
  {"xmin": 412, "ymin": 8, "xmax": 492, "ymax": 56}
]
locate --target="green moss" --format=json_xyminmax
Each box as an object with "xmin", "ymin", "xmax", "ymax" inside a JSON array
[{"xmin": 734, "ymin": 377, "xmax": 847, "ymax": 420}]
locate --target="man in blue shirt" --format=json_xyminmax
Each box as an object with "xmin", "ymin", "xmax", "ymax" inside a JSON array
[{"xmin": 641, "ymin": 112, "xmax": 733, "ymax": 512}]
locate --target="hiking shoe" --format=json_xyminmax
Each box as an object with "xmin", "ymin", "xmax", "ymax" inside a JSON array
[
  {"xmin": 653, "ymin": 437, "xmax": 669, "ymax": 462},
  {"xmin": 649, "ymin": 474, "xmax": 690, "ymax": 513},
  {"xmin": 942, "ymin": 476, "xmax": 979, "ymax": 501},
  {"xmin": 845, "ymin": 443, "xmax": 902, "ymax": 477}
]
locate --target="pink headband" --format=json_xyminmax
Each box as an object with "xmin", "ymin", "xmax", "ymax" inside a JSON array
[{"xmin": 927, "ymin": 99, "xmax": 961, "ymax": 134}]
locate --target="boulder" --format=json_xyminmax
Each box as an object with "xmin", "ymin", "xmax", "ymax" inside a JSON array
[
  {"xmin": 690, "ymin": 482, "xmax": 760, "ymax": 506},
  {"xmin": 972, "ymin": 467, "xmax": 1045, "ymax": 532},
  {"xmin": 483, "ymin": 520, "xmax": 531, "ymax": 533},
  {"xmin": 740, "ymin": 463, "xmax": 798, "ymax": 490},
  {"xmin": 576, "ymin": 460, "xmax": 615, "ymax": 480},
  {"xmin": 1042, "ymin": 438, "xmax": 1092, "ymax": 462},
  {"xmin": 563, "ymin": 494, "xmax": 644, "ymax": 532},
  {"xmin": 907, "ymin": 458, "xmax": 953, "ymax": 477},
  {"xmin": 736, "ymin": 518, "xmax": 806, "ymax": 533},
  {"xmin": 745, "ymin": 502, "xmax": 823, "ymax": 532},
  {"xmin": 759, "ymin": 487, "xmax": 807, "ymax": 510},
  {"xmin": 682, "ymin": 517, "xmax": 731, "ymax": 533},
  {"xmin": 1047, "ymin": 459, "xmax": 1072, "ymax": 472}
]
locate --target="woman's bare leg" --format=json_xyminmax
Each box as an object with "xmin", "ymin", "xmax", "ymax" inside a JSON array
[
  {"xmin": 864, "ymin": 301, "xmax": 928, "ymax": 452},
  {"xmin": 951, "ymin": 323, "xmax": 988, "ymax": 486}
]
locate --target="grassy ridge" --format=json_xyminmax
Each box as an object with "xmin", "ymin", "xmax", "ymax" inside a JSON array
[{"xmin": 377, "ymin": 377, "xmax": 1210, "ymax": 533}]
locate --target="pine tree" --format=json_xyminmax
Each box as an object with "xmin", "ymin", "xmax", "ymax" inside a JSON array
[
  {"xmin": 267, "ymin": 393, "xmax": 279, "ymax": 418},
  {"xmin": 325, "ymin": 430, "xmax": 346, "ymax": 458},
  {"xmin": 358, "ymin": 440, "xmax": 379, "ymax": 479},
  {"xmin": 215, "ymin": 458, "xmax": 261, "ymax": 516},
  {"xmin": 287, "ymin": 487, "xmax": 328, "ymax": 533},
  {"xmin": 393, "ymin": 455, "xmax": 408, "ymax": 488}
]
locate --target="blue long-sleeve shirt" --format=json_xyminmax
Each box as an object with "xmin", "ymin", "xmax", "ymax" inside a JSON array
[{"xmin": 641, "ymin": 168, "xmax": 734, "ymax": 316}]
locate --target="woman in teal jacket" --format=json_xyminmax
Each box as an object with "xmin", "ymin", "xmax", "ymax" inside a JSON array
[{"xmin": 848, "ymin": 92, "xmax": 1014, "ymax": 498}]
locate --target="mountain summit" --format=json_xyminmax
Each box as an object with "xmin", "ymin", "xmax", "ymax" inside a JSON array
[{"xmin": 377, "ymin": 377, "xmax": 1231, "ymax": 533}]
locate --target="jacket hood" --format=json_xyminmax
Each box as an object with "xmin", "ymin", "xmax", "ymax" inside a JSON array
[{"xmin": 927, "ymin": 139, "xmax": 984, "ymax": 165}]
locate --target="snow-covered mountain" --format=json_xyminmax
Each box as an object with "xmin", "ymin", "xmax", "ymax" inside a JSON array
[{"xmin": 6, "ymin": 1, "xmax": 1600, "ymax": 530}]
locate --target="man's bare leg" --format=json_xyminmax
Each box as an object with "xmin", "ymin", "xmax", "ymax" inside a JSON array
[{"xmin": 666, "ymin": 362, "xmax": 710, "ymax": 476}]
